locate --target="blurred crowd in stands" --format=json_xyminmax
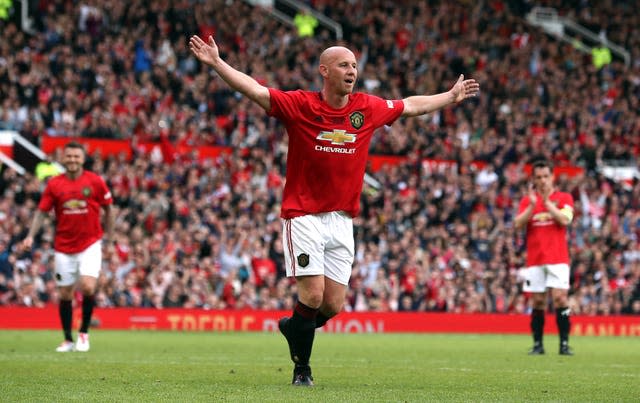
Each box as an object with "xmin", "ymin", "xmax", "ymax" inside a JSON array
[{"xmin": 0, "ymin": 0, "xmax": 639, "ymax": 315}]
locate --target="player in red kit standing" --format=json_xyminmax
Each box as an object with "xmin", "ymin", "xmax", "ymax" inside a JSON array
[
  {"xmin": 23, "ymin": 142, "xmax": 114, "ymax": 352},
  {"xmin": 189, "ymin": 35, "xmax": 480, "ymax": 385},
  {"xmin": 514, "ymin": 159, "xmax": 574, "ymax": 356}
]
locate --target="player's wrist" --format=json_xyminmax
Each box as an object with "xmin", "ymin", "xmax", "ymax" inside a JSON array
[{"xmin": 449, "ymin": 90, "xmax": 457, "ymax": 104}]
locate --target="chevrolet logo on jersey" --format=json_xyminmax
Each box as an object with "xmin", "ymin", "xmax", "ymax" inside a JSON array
[
  {"xmin": 62, "ymin": 199, "xmax": 89, "ymax": 215},
  {"xmin": 531, "ymin": 211, "xmax": 553, "ymax": 226},
  {"xmin": 63, "ymin": 199, "xmax": 87, "ymax": 209},
  {"xmin": 316, "ymin": 130, "xmax": 356, "ymax": 145}
]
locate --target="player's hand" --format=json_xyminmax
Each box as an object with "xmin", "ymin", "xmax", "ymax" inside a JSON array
[
  {"xmin": 450, "ymin": 74, "xmax": 480, "ymax": 103},
  {"xmin": 22, "ymin": 236, "xmax": 33, "ymax": 251},
  {"xmin": 527, "ymin": 184, "xmax": 537, "ymax": 205},
  {"xmin": 539, "ymin": 183, "xmax": 552, "ymax": 201},
  {"xmin": 189, "ymin": 35, "xmax": 220, "ymax": 66}
]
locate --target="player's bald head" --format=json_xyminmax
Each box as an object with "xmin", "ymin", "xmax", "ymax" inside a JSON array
[
  {"xmin": 319, "ymin": 46, "xmax": 356, "ymax": 66},
  {"xmin": 318, "ymin": 46, "xmax": 358, "ymax": 97}
]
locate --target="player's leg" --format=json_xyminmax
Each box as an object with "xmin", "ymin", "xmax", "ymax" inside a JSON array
[
  {"xmin": 316, "ymin": 211, "xmax": 353, "ymax": 329},
  {"xmin": 316, "ymin": 277, "xmax": 348, "ymax": 328},
  {"xmin": 291, "ymin": 275, "xmax": 325, "ymax": 361},
  {"xmin": 75, "ymin": 241, "xmax": 102, "ymax": 352},
  {"xmin": 315, "ymin": 312, "xmax": 330, "ymax": 329},
  {"xmin": 54, "ymin": 252, "xmax": 78, "ymax": 352},
  {"xmin": 286, "ymin": 274, "xmax": 324, "ymax": 385},
  {"xmin": 547, "ymin": 264, "xmax": 572, "ymax": 355},
  {"xmin": 75, "ymin": 274, "xmax": 98, "ymax": 352},
  {"xmin": 523, "ymin": 265, "xmax": 547, "ymax": 354},
  {"xmin": 280, "ymin": 216, "xmax": 327, "ymax": 385},
  {"xmin": 528, "ymin": 293, "xmax": 546, "ymax": 354},
  {"xmin": 552, "ymin": 288, "xmax": 572, "ymax": 355}
]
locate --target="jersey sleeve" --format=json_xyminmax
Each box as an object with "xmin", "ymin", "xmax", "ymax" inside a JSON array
[
  {"xmin": 558, "ymin": 192, "xmax": 574, "ymax": 222},
  {"xmin": 367, "ymin": 95, "xmax": 404, "ymax": 127},
  {"xmin": 267, "ymin": 88, "xmax": 301, "ymax": 121},
  {"xmin": 559, "ymin": 192, "xmax": 574, "ymax": 209}
]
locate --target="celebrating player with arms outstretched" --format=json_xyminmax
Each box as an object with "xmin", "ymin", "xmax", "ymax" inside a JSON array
[
  {"xmin": 23, "ymin": 142, "xmax": 114, "ymax": 352},
  {"xmin": 189, "ymin": 34, "xmax": 479, "ymax": 385},
  {"xmin": 515, "ymin": 159, "xmax": 574, "ymax": 356}
]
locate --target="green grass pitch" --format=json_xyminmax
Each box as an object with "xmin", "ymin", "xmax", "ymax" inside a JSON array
[{"xmin": 0, "ymin": 330, "xmax": 638, "ymax": 402}]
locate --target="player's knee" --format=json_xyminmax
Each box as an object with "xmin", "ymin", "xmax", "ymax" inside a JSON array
[
  {"xmin": 554, "ymin": 296, "xmax": 568, "ymax": 308},
  {"xmin": 59, "ymin": 291, "xmax": 73, "ymax": 300},
  {"xmin": 531, "ymin": 297, "xmax": 546, "ymax": 310},
  {"xmin": 79, "ymin": 283, "xmax": 97, "ymax": 296},
  {"xmin": 303, "ymin": 293, "xmax": 323, "ymax": 309},
  {"xmin": 551, "ymin": 289, "xmax": 569, "ymax": 307},
  {"xmin": 57, "ymin": 285, "xmax": 74, "ymax": 300},
  {"xmin": 319, "ymin": 293, "xmax": 344, "ymax": 317},
  {"xmin": 296, "ymin": 276, "xmax": 325, "ymax": 308},
  {"xmin": 322, "ymin": 301, "xmax": 343, "ymax": 317},
  {"xmin": 297, "ymin": 287, "xmax": 324, "ymax": 308}
]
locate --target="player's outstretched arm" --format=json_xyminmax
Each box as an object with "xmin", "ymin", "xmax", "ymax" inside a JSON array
[
  {"xmin": 401, "ymin": 74, "xmax": 479, "ymax": 117},
  {"xmin": 189, "ymin": 35, "xmax": 271, "ymax": 111}
]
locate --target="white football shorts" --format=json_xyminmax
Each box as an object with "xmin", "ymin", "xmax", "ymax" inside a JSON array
[
  {"xmin": 282, "ymin": 211, "xmax": 354, "ymax": 285},
  {"xmin": 522, "ymin": 263, "xmax": 570, "ymax": 293},
  {"xmin": 54, "ymin": 240, "xmax": 103, "ymax": 286}
]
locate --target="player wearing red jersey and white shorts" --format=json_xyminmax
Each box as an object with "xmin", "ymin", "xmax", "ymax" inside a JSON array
[
  {"xmin": 515, "ymin": 159, "xmax": 574, "ymax": 356},
  {"xmin": 23, "ymin": 142, "xmax": 114, "ymax": 353},
  {"xmin": 189, "ymin": 35, "xmax": 480, "ymax": 385},
  {"xmin": 269, "ymin": 89, "xmax": 405, "ymax": 287}
]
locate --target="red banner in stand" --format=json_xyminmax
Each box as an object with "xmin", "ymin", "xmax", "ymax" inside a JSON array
[
  {"xmin": 1, "ymin": 307, "xmax": 638, "ymax": 336},
  {"xmin": 41, "ymin": 136, "xmax": 134, "ymax": 160},
  {"xmin": 38, "ymin": 136, "xmax": 584, "ymax": 177},
  {"xmin": 40, "ymin": 136, "xmax": 234, "ymax": 163}
]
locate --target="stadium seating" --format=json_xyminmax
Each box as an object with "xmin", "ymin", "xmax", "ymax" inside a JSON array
[{"xmin": 0, "ymin": 0, "xmax": 638, "ymax": 315}]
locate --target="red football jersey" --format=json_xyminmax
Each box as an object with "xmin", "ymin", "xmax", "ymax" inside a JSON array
[
  {"xmin": 518, "ymin": 190, "xmax": 574, "ymax": 266},
  {"xmin": 268, "ymin": 89, "xmax": 404, "ymax": 218},
  {"xmin": 38, "ymin": 170, "xmax": 113, "ymax": 253}
]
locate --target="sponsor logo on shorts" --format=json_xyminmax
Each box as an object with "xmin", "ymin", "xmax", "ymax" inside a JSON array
[{"xmin": 297, "ymin": 253, "xmax": 310, "ymax": 268}]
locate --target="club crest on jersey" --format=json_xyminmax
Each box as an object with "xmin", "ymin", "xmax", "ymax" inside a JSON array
[
  {"xmin": 82, "ymin": 187, "xmax": 91, "ymax": 197},
  {"xmin": 350, "ymin": 111, "xmax": 364, "ymax": 129},
  {"xmin": 297, "ymin": 253, "xmax": 310, "ymax": 268},
  {"xmin": 316, "ymin": 130, "xmax": 356, "ymax": 145}
]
